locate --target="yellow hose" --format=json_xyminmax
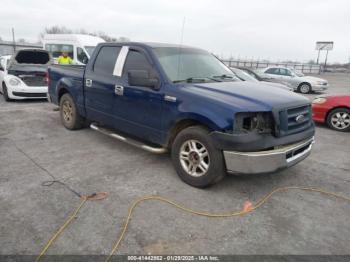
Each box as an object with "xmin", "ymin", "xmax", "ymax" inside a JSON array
[{"xmin": 34, "ymin": 187, "xmax": 350, "ymax": 262}]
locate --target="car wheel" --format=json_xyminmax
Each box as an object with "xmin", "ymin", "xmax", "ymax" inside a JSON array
[
  {"xmin": 2, "ymin": 83, "xmax": 11, "ymax": 102},
  {"xmin": 298, "ymin": 83, "xmax": 311, "ymax": 94},
  {"xmin": 326, "ymin": 108, "xmax": 350, "ymax": 132},
  {"xmin": 59, "ymin": 93, "xmax": 84, "ymax": 130},
  {"xmin": 171, "ymin": 126, "xmax": 225, "ymax": 188}
]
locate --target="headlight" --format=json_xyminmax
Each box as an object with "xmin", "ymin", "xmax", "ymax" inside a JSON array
[
  {"xmin": 316, "ymin": 81, "xmax": 327, "ymax": 85},
  {"xmin": 9, "ymin": 77, "xmax": 21, "ymax": 86},
  {"xmin": 312, "ymin": 97, "xmax": 327, "ymax": 104},
  {"xmin": 234, "ymin": 112, "xmax": 273, "ymax": 134}
]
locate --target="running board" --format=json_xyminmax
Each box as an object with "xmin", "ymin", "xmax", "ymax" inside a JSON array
[{"xmin": 90, "ymin": 123, "xmax": 167, "ymax": 154}]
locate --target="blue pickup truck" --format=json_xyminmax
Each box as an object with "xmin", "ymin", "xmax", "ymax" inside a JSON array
[{"xmin": 48, "ymin": 42, "xmax": 315, "ymax": 187}]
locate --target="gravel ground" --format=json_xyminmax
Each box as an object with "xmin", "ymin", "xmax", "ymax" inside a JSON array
[{"xmin": 0, "ymin": 73, "xmax": 349, "ymax": 257}]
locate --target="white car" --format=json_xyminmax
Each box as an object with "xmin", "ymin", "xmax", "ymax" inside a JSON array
[
  {"xmin": 0, "ymin": 55, "xmax": 11, "ymax": 85},
  {"xmin": 1, "ymin": 49, "xmax": 51, "ymax": 101},
  {"xmin": 261, "ymin": 67, "xmax": 329, "ymax": 94}
]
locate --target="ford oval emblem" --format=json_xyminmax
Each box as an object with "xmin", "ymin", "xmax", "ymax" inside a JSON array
[{"xmin": 295, "ymin": 115, "xmax": 305, "ymax": 123}]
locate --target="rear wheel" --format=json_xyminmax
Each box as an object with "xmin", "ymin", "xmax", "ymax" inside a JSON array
[
  {"xmin": 171, "ymin": 126, "xmax": 225, "ymax": 188},
  {"xmin": 326, "ymin": 108, "xmax": 350, "ymax": 132},
  {"xmin": 298, "ymin": 83, "xmax": 311, "ymax": 94},
  {"xmin": 59, "ymin": 93, "xmax": 84, "ymax": 130},
  {"xmin": 2, "ymin": 83, "xmax": 11, "ymax": 102}
]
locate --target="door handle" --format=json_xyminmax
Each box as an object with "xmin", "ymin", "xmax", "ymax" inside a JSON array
[
  {"xmin": 85, "ymin": 79, "xmax": 92, "ymax": 87},
  {"xmin": 114, "ymin": 85, "xmax": 124, "ymax": 96}
]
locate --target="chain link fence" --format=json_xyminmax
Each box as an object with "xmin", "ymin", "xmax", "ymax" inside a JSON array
[{"xmin": 222, "ymin": 60, "xmax": 322, "ymax": 74}]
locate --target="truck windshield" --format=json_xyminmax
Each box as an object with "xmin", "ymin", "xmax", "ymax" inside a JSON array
[
  {"xmin": 84, "ymin": 46, "xmax": 96, "ymax": 57},
  {"xmin": 153, "ymin": 47, "xmax": 237, "ymax": 83}
]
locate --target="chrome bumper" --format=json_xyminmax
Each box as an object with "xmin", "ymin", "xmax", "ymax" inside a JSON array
[
  {"xmin": 312, "ymin": 84, "xmax": 328, "ymax": 91},
  {"xmin": 223, "ymin": 137, "xmax": 314, "ymax": 174}
]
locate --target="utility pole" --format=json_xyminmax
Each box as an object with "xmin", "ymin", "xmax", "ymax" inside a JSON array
[
  {"xmin": 12, "ymin": 28, "xmax": 16, "ymax": 52},
  {"xmin": 324, "ymin": 49, "xmax": 329, "ymax": 72},
  {"xmin": 316, "ymin": 49, "xmax": 321, "ymax": 64}
]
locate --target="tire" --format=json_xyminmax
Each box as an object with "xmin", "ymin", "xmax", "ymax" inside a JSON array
[
  {"xmin": 2, "ymin": 83, "xmax": 11, "ymax": 102},
  {"xmin": 59, "ymin": 93, "xmax": 84, "ymax": 130},
  {"xmin": 298, "ymin": 83, "xmax": 311, "ymax": 94},
  {"xmin": 171, "ymin": 126, "xmax": 225, "ymax": 188},
  {"xmin": 326, "ymin": 108, "xmax": 350, "ymax": 132}
]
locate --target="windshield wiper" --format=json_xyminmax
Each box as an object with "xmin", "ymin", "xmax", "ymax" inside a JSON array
[
  {"xmin": 173, "ymin": 77, "xmax": 221, "ymax": 83},
  {"xmin": 212, "ymin": 74, "xmax": 234, "ymax": 79}
]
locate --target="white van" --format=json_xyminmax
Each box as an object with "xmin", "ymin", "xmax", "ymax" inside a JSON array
[{"xmin": 42, "ymin": 34, "xmax": 105, "ymax": 65}]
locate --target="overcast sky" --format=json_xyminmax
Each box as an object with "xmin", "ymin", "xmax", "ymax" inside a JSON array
[{"xmin": 0, "ymin": 0, "xmax": 349, "ymax": 63}]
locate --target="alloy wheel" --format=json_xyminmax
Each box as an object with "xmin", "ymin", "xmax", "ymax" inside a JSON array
[{"xmin": 179, "ymin": 140, "xmax": 210, "ymax": 177}]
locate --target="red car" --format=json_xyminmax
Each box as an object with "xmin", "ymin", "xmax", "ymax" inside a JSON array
[{"xmin": 312, "ymin": 94, "xmax": 350, "ymax": 132}]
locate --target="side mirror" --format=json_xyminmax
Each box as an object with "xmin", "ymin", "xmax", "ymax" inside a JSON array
[{"xmin": 128, "ymin": 70, "xmax": 159, "ymax": 89}]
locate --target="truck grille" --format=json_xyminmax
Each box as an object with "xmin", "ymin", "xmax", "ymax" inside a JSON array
[{"xmin": 278, "ymin": 105, "xmax": 312, "ymax": 136}]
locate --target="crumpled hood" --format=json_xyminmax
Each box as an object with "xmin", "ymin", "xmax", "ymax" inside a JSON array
[
  {"xmin": 299, "ymin": 75, "xmax": 328, "ymax": 83},
  {"xmin": 182, "ymin": 81, "xmax": 310, "ymax": 112}
]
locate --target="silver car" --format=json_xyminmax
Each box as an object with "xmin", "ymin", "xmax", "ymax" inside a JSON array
[
  {"xmin": 261, "ymin": 67, "xmax": 329, "ymax": 94},
  {"xmin": 230, "ymin": 67, "xmax": 294, "ymax": 91}
]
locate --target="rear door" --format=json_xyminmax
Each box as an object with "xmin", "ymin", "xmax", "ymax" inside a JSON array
[{"xmin": 84, "ymin": 45, "xmax": 121, "ymax": 124}]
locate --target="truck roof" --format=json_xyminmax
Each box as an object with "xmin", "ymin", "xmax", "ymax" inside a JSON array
[
  {"xmin": 43, "ymin": 34, "xmax": 105, "ymax": 45},
  {"xmin": 100, "ymin": 41, "xmax": 200, "ymax": 49}
]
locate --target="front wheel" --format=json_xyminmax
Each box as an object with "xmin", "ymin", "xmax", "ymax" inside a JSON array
[
  {"xmin": 326, "ymin": 108, "xmax": 350, "ymax": 132},
  {"xmin": 59, "ymin": 93, "xmax": 84, "ymax": 130},
  {"xmin": 171, "ymin": 126, "xmax": 225, "ymax": 188},
  {"xmin": 298, "ymin": 83, "xmax": 311, "ymax": 94}
]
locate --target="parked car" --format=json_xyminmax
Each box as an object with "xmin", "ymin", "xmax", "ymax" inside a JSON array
[
  {"xmin": 48, "ymin": 42, "xmax": 315, "ymax": 188},
  {"xmin": 261, "ymin": 67, "xmax": 329, "ymax": 94},
  {"xmin": 1, "ymin": 49, "xmax": 51, "ymax": 101},
  {"xmin": 43, "ymin": 34, "xmax": 105, "ymax": 65},
  {"xmin": 230, "ymin": 67, "xmax": 293, "ymax": 91},
  {"xmin": 312, "ymin": 94, "xmax": 350, "ymax": 132},
  {"xmin": 0, "ymin": 55, "xmax": 11, "ymax": 85}
]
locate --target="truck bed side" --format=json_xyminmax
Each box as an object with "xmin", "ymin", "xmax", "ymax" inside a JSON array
[{"xmin": 48, "ymin": 65, "xmax": 86, "ymax": 117}]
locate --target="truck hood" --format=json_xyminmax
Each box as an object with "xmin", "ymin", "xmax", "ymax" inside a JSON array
[{"xmin": 183, "ymin": 81, "xmax": 310, "ymax": 112}]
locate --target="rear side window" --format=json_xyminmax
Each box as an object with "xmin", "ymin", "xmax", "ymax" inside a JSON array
[
  {"xmin": 122, "ymin": 50, "xmax": 152, "ymax": 76},
  {"xmin": 265, "ymin": 68, "xmax": 279, "ymax": 74},
  {"xmin": 93, "ymin": 46, "xmax": 121, "ymax": 75},
  {"xmin": 45, "ymin": 44, "xmax": 73, "ymax": 59}
]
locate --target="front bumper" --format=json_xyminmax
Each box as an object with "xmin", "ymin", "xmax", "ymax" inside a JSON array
[
  {"xmin": 7, "ymin": 84, "xmax": 48, "ymax": 100},
  {"xmin": 311, "ymin": 84, "xmax": 328, "ymax": 91},
  {"xmin": 224, "ymin": 136, "xmax": 314, "ymax": 174}
]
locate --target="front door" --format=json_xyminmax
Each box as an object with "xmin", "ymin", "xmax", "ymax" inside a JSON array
[{"xmin": 112, "ymin": 47, "xmax": 163, "ymax": 144}]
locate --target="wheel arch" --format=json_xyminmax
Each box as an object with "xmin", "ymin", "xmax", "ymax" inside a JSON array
[
  {"xmin": 325, "ymin": 106, "xmax": 350, "ymax": 122},
  {"xmin": 166, "ymin": 116, "xmax": 221, "ymax": 148}
]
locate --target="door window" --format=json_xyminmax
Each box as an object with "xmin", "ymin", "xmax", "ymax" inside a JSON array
[
  {"xmin": 279, "ymin": 68, "xmax": 289, "ymax": 76},
  {"xmin": 122, "ymin": 50, "xmax": 153, "ymax": 76},
  {"xmin": 265, "ymin": 68, "xmax": 279, "ymax": 74},
  {"xmin": 77, "ymin": 47, "xmax": 89, "ymax": 64},
  {"xmin": 93, "ymin": 46, "xmax": 121, "ymax": 75}
]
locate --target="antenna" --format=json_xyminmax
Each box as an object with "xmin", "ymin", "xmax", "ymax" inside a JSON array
[{"xmin": 176, "ymin": 16, "xmax": 186, "ymax": 81}]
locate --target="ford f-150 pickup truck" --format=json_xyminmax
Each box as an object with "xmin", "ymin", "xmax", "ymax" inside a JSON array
[{"xmin": 48, "ymin": 42, "xmax": 315, "ymax": 187}]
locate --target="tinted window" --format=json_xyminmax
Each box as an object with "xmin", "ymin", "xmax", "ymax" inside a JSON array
[
  {"xmin": 45, "ymin": 44, "xmax": 73, "ymax": 58},
  {"xmin": 77, "ymin": 47, "xmax": 89, "ymax": 64},
  {"xmin": 265, "ymin": 68, "xmax": 279, "ymax": 74},
  {"xmin": 123, "ymin": 50, "xmax": 152, "ymax": 75},
  {"xmin": 93, "ymin": 46, "xmax": 121, "ymax": 75}
]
